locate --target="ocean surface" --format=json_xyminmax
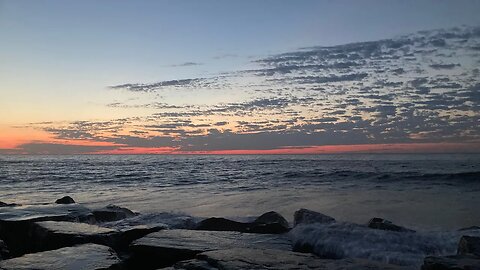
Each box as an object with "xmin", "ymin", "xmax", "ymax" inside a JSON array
[{"xmin": 1, "ymin": 154, "xmax": 480, "ymax": 266}]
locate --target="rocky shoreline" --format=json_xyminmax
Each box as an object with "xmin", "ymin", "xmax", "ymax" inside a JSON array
[{"xmin": 0, "ymin": 197, "xmax": 479, "ymax": 270}]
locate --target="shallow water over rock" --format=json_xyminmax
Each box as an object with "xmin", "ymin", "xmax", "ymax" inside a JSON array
[{"xmin": 0, "ymin": 244, "xmax": 122, "ymax": 270}]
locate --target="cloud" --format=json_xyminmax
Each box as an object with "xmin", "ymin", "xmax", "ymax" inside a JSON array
[
  {"xmin": 11, "ymin": 143, "xmax": 117, "ymax": 155},
  {"xmin": 169, "ymin": 62, "xmax": 203, "ymax": 67},
  {"xmin": 429, "ymin": 63, "xmax": 460, "ymax": 69}
]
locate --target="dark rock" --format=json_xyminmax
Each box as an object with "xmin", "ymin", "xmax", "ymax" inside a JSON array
[
  {"xmin": 195, "ymin": 217, "xmax": 250, "ymax": 233},
  {"xmin": 367, "ymin": 217, "xmax": 415, "ymax": 233},
  {"xmin": 422, "ymin": 254, "xmax": 480, "ymax": 270},
  {"xmin": 253, "ymin": 211, "xmax": 289, "ymax": 230},
  {"xmin": 0, "ymin": 204, "xmax": 95, "ymax": 256},
  {"xmin": 0, "ymin": 239, "xmax": 9, "ymax": 260},
  {"xmin": 458, "ymin": 236, "xmax": 480, "ymax": 257},
  {"xmin": 458, "ymin": 226, "xmax": 480, "ymax": 231},
  {"xmin": 0, "ymin": 202, "xmax": 18, "ymax": 208},
  {"xmin": 171, "ymin": 248, "xmax": 409, "ymax": 270},
  {"xmin": 116, "ymin": 225, "xmax": 163, "ymax": 249},
  {"xmin": 93, "ymin": 204, "xmax": 137, "ymax": 223},
  {"xmin": 293, "ymin": 208, "xmax": 335, "ymax": 226},
  {"xmin": 196, "ymin": 214, "xmax": 289, "ymax": 234},
  {"xmin": 128, "ymin": 229, "xmax": 291, "ymax": 269},
  {"xmin": 55, "ymin": 196, "xmax": 75, "ymax": 204},
  {"xmin": 0, "ymin": 243, "xmax": 122, "ymax": 270}
]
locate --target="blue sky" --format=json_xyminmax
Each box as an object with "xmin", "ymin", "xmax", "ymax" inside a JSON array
[{"xmin": 1, "ymin": 0, "xmax": 480, "ymax": 154}]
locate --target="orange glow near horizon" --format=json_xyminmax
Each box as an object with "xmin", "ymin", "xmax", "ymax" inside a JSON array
[{"xmin": 6, "ymin": 142, "xmax": 471, "ymax": 155}]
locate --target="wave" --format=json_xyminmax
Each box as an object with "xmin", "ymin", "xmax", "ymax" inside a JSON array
[
  {"xmin": 100, "ymin": 211, "xmax": 201, "ymax": 230},
  {"xmin": 289, "ymin": 222, "xmax": 480, "ymax": 267},
  {"xmin": 283, "ymin": 170, "xmax": 480, "ymax": 183}
]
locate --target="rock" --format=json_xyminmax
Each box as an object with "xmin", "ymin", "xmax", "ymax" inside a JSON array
[
  {"xmin": 458, "ymin": 226, "xmax": 480, "ymax": 231},
  {"xmin": 422, "ymin": 254, "xmax": 480, "ymax": 270},
  {"xmin": 128, "ymin": 229, "xmax": 291, "ymax": 269},
  {"xmin": 93, "ymin": 204, "xmax": 137, "ymax": 222},
  {"xmin": 0, "ymin": 202, "xmax": 18, "ymax": 208},
  {"xmin": 458, "ymin": 236, "xmax": 480, "ymax": 257},
  {"xmin": 367, "ymin": 217, "xmax": 415, "ymax": 233},
  {"xmin": 196, "ymin": 213, "xmax": 289, "ymax": 234},
  {"xmin": 0, "ymin": 243, "xmax": 122, "ymax": 270},
  {"xmin": 293, "ymin": 208, "xmax": 335, "ymax": 226},
  {"xmin": 117, "ymin": 225, "xmax": 163, "ymax": 249},
  {"xmin": 195, "ymin": 217, "xmax": 250, "ymax": 233},
  {"xmin": 30, "ymin": 221, "xmax": 117, "ymax": 252},
  {"xmin": 170, "ymin": 248, "xmax": 409, "ymax": 270},
  {"xmin": 30, "ymin": 221, "xmax": 162, "ymax": 253},
  {"xmin": 0, "ymin": 204, "xmax": 95, "ymax": 256},
  {"xmin": 0, "ymin": 239, "xmax": 9, "ymax": 260},
  {"xmin": 253, "ymin": 211, "xmax": 289, "ymax": 232},
  {"xmin": 55, "ymin": 196, "xmax": 75, "ymax": 204}
]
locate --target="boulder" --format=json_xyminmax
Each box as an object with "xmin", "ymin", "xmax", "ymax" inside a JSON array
[
  {"xmin": 195, "ymin": 217, "xmax": 250, "ymax": 233},
  {"xmin": 196, "ymin": 212, "xmax": 289, "ymax": 234},
  {"xmin": 0, "ymin": 204, "xmax": 95, "ymax": 256},
  {"xmin": 128, "ymin": 229, "xmax": 291, "ymax": 269},
  {"xmin": 293, "ymin": 208, "xmax": 335, "ymax": 226},
  {"xmin": 55, "ymin": 196, "xmax": 75, "ymax": 204},
  {"xmin": 93, "ymin": 204, "xmax": 137, "ymax": 223},
  {"xmin": 253, "ymin": 211, "xmax": 289, "ymax": 233},
  {"xmin": 458, "ymin": 236, "xmax": 480, "ymax": 257},
  {"xmin": 170, "ymin": 248, "xmax": 409, "ymax": 270},
  {"xmin": 422, "ymin": 254, "xmax": 480, "ymax": 270},
  {"xmin": 367, "ymin": 217, "xmax": 415, "ymax": 233},
  {"xmin": 0, "ymin": 239, "xmax": 9, "ymax": 260},
  {"xmin": 0, "ymin": 243, "xmax": 122, "ymax": 270}
]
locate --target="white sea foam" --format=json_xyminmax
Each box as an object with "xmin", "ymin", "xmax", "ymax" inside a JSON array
[{"xmin": 289, "ymin": 222, "xmax": 480, "ymax": 267}]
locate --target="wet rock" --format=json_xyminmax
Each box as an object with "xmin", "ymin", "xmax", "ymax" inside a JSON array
[
  {"xmin": 0, "ymin": 204, "xmax": 95, "ymax": 256},
  {"xmin": 31, "ymin": 221, "xmax": 117, "ymax": 252},
  {"xmin": 0, "ymin": 243, "xmax": 122, "ymax": 270},
  {"xmin": 458, "ymin": 226, "xmax": 480, "ymax": 231},
  {"xmin": 0, "ymin": 202, "xmax": 18, "ymax": 208},
  {"xmin": 293, "ymin": 208, "xmax": 335, "ymax": 226},
  {"xmin": 422, "ymin": 254, "xmax": 480, "ymax": 270},
  {"xmin": 367, "ymin": 217, "xmax": 415, "ymax": 233},
  {"xmin": 458, "ymin": 236, "xmax": 480, "ymax": 257},
  {"xmin": 55, "ymin": 196, "xmax": 75, "ymax": 204},
  {"xmin": 196, "ymin": 213, "xmax": 289, "ymax": 234},
  {"xmin": 170, "ymin": 248, "xmax": 408, "ymax": 270},
  {"xmin": 253, "ymin": 211, "xmax": 289, "ymax": 233},
  {"xmin": 0, "ymin": 239, "xmax": 9, "ymax": 260},
  {"xmin": 195, "ymin": 217, "xmax": 250, "ymax": 233},
  {"xmin": 117, "ymin": 225, "xmax": 163, "ymax": 249},
  {"xmin": 93, "ymin": 204, "xmax": 137, "ymax": 222},
  {"xmin": 129, "ymin": 229, "xmax": 291, "ymax": 269}
]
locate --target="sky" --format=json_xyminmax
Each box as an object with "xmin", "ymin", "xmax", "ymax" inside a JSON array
[{"xmin": 1, "ymin": 0, "xmax": 480, "ymax": 154}]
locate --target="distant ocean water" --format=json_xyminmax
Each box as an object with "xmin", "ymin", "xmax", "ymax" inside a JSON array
[{"xmin": 1, "ymin": 154, "xmax": 479, "ymax": 229}]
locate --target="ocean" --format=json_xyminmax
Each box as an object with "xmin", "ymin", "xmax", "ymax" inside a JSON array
[
  {"xmin": 1, "ymin": 154, "xmax": 479, "ymax": 229},
  {"xmin": 1, "ymin": 154, "xmax": 480, "ymax": 266}
]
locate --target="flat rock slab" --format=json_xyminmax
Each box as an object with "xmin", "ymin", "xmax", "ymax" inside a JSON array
[
  {"xmin": 0, "ymin": 243, "xmax": 122, "ymax": 270},
  {"xmin": 169, "ymin": 248, "xmax": 409, "ymax": 270},
  {"xmin": 129, "ymin": 229, "xmax": 291, "ymax": 269},
  {"xmin": 0, "ymin": 204, "xmax": 93, "ymax": 223},
  {"xmin": 0, "ymin": 204, "xmax": 94, "ymax": 256},
  {"xmin": 31, "ymin": 221, "xmax": 117, "ymax": 252}
]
